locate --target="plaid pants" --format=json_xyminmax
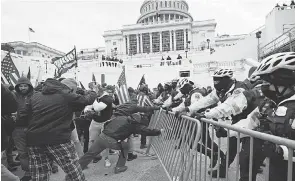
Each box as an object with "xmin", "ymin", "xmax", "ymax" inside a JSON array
[{"xmin": 28, "ymin": 141, "xmax": 86, "ymax": 181}]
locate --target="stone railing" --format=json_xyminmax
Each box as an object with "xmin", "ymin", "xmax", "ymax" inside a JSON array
[
  {"xmin": 260, "ymin": 25, "xmax": 295, "ymax": 59},
  {"xmin": 99, "ymin": 60, "xmax": 122, "ymax": 68}
]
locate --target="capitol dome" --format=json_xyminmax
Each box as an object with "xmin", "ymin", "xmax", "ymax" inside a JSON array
[{"xmin": 137, "ymin": 0, "xmax": 193, "ymax": 24}]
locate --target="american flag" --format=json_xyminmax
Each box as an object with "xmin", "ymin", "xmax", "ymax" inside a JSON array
[
  {"xmin": 1, "ymin": 52, "xmax": 20, "ymax": 86},
  {"xmin": 115, "ymin": 66, "xmax": 130, "ymax": 104},
  {"xmin": 137, "ymin": 93, "xmax": 154, "ymax": 107}
]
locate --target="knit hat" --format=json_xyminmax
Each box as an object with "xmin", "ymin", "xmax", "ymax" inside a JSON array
[{"xmin": 61, "ymin": 78, "xmax": 78, "ymax": 93}]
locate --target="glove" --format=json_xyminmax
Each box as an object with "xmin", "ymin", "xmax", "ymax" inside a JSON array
[
  {"xmin": 215, "ymin": 127, "xmax": 228, "ymax": 138},
  {"xmin": 263, "ymin": 141, "xmax": 284, "ymax": 159},
  {"xmin": 175, "ymin": 111, "xmax": 187, "ymax": 120},
  {"xmin": 192, "ymin": 112, "xmax": 205, "ymax": 120},
  {"xmin": 152, "ymin": 106, "xmax": 160, "ymax": 111},
  {"xmin": 76, "ymin": 88, "xmax": 85, "ymax": 95},
  {"xmin": 162, "ymin": 107, "xmax": 171, "ymax": 114}
]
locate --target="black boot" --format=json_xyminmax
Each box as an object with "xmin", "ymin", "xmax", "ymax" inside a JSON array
[
  {"xmin": 127, "ymin": 153, "xmax": 137, "ymax": 161},
  {"xmin": 93, "ymin": 155, "xmax": 102, "ymax": 163},
  {"xmin": 208, "ymin": 152, "xmax": 226, "ymax": 178}
]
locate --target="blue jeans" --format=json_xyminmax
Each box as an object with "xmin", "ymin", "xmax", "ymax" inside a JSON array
[{"xmin": 12, "ymin": 127, "xmax": 30, "ymax": 176}]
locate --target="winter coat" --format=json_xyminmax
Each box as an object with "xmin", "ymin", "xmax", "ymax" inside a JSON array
[
  {"xmin": 19, "ymin": 78, "xmax": 97, "ymax": 146},
  {"xmin": 103, "ymin": 115, "xmax": 161, "ymax": 141},
  {"xmin": 14, "ymin": 77, "xmax": 34, "ymax": 127},
  {"xmin": 1, "ymin": 84, "xmax": 18, "ymax": 151}
]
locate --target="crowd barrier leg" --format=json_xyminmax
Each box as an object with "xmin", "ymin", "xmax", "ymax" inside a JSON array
[{"xmin": 144, "ymin": 112, "xmax": 295, "ymax": 181}]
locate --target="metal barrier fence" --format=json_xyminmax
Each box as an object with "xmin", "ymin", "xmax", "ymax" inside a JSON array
[{"xmin": 146, "ymin": 110, "xmax": 295, "ymax": 181}]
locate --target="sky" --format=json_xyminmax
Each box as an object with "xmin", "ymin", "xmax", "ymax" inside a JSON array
[{"xmin": 1, "ymin": 0, "xmax": 291, "ymax": 53}]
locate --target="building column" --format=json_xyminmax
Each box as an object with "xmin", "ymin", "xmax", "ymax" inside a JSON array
[
  {"xmin": 136, "ymin": 34, "xmax": 139, "ymax": 54},
  {"xmin": 159, "ymin": 31, "xmax": 162, "ymax": 52},
  {"xmin": 140, "ymin": 34, "xmax": 143, "ymax": 54},
  {"xmin": 184, "ymin": 29, "xmax": 187, "ymax": 50},
  {"xmin": 153, "ymin": 16, "xmax": 155, "ymax": 23},
  {"xmin": 188, "ymin": 30, "xmax": 192, "ymax": 49},
  {"xmin": 170, "ymin": 30, "xmax": 173, "ymax": 51},
  {"xmin": 174, "ymin": 30, "xmax": 177, "ymax": 51},
  {"xmin": 169, "ymin": 14, "xmax": 171, "ymax": 21},
  {"xmin": 126, "ymin": 35, "xmax": 130, "ymax": 55},
  {"xmin": 150, "ymin": 33, "xmax": 153, "ymax": 53}
]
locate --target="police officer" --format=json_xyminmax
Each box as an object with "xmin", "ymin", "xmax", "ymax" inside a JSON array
[
  {"xmin": 179, "ymin": 68, "xmax": 255, "ymax": 178},
  {"xmin": 244, "ymin": 52, "xmax": 295, "ymax": 181}
]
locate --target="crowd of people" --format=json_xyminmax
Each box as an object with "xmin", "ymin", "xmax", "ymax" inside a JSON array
[{"xmin": 1, "ymin": 52, "xmax": 295, "ymax": 181}]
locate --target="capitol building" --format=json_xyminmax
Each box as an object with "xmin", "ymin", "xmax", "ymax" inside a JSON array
[{"xmin": 102, "ymin": 0, "xmax": 244, "ymax": 57}]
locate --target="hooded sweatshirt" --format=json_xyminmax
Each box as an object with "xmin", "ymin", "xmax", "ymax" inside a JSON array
[
  {"xmin": 19, "ymin": 78, "xmax": 97, "ymax": 146},
  {"xmin": 14, "ymin": 77, "xmax": 34, "ymax": 127}
]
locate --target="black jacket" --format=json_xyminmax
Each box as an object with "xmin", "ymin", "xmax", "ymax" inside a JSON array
[
  {"xmin": 14, "ymin": 77, "xmax": 35, "ymax": 127},
  {"xmin": 103, "ymin": 115, "xmax": 161, "ymax": 141},
  {"xmin": 19, "ymin": 79, "xmax": 97, "ymax": 146},
  {"xmin": 1, "ymin": 84, "xmax": 18, "ymax": 151},
  {"xmin": 113, "ymin": 103, "xmax": 157, "ymax": 117}
]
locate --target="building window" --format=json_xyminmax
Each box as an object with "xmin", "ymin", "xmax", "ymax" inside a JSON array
[
  {"xmin": 169, "ymin": 1, "xmax": 171, "ymax": 7},
  {"xmin": 152, "ymin": 32, "xmax": 160, "ymax": 53},
  {"xmin": 142, "ymin": 33, "xmax": 150, "ymax": 53},
  {"xmin": 162, "ymin": 31, "xmax": 170, "ymax": 52},
  {"xmin": 139, "ymin": 35, "xmax": 141, "ymax": 53},
  {"xmin": 149, "ymin": 4, "xmax": 151, "ymax": 10},
  {"xmin": 174, "ymin": 2, "xmax": 176, "ymax": 7},
  {"xmin": 177, "ymin": 3, "xmax": 179, "ymax": 8},
  {"xmin": 165, "ymin": 1, "xmax": 167, "ymax": 7},
  {"xmin": 125, "ymin": 36, "xmax": 128, "ymax": 54},
  {"xmin": 160, "ymin": 1, "xmax": 162, "ymax": 7},
  {"xmin": 113, "ymin": 42, "xmax": 116, "ymax": 45},
  {"xmin": 186, "ymin": 29, "xmax": 188, "ymax": 45},
  {"xmin": 152, "ymin": 3, "xmax": 154, "ymax": 9},
  {"xmin": 172, "ymin": 31, "xmax": 174, "ymax": 51},
  {"xmin": 129, "ymin": 34, "xmax": 137, "ymax": 55},
  {"xmin": 176, "ymin": 29, "xmax": 184, "ymax": 51},
  {"xmin": 16, "ymin": 50, "xmax": 21, "ymax": 54}
]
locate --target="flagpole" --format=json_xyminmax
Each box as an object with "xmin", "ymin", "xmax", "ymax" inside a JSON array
[
  {"xmin": 28, "ymin": 27, "xmax": 30, "ymax": 43},
  {"xmin": 74, "ymin": 46, "xmax": 77, "ymax": 82}
]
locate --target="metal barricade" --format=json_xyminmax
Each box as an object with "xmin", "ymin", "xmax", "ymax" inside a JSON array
[
  {"xmin": 146, "ymin": 109, "xmax": 202, "ymax": 181},
  {"xmin": 146, "ymin": 110, "xmax": 295, "ymax": 181}
]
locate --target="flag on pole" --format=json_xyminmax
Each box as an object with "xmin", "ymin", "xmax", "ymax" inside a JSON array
[
  {"xmin": 1, "ymin": 52, "xmax": 20, "ymax": 86},
  {"xmin": 92, "ymin": 73, "xmax": 96, "ymax": 83},
  {"xmin": 79, "ymin": 81, "xmax": 86, "ymax": 90},
  {"xmin": 115, "ymin": 66, "xmax": 130, "ymax": 104},
  {"xmin": 137, "ymin": 74, "xmax": 146, "ymax": 90},
  {"xmin": 54, "ymin": 69, "xmax": 57, "ymax": 78},
  {"xmin": 51, "ymin": 47, "xmax": 77, "ymax": 78},
  {"xmin": 27, "ymin": 67, "xmax": 31, "ymax": 80},
  {"xmin": 29, "ymin": 27, "xmax": 35, "ymax": 33},
  {"xmin": 137, "ymin": 93, "xmax": 154, "ymax": 107}
]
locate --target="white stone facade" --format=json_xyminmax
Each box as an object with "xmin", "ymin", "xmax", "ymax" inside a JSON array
[
  {"xmin": 103, "ymin": 0, "xmax": 219, "ymax": 57},
  {"xmin": 5, "ymin": 41, "xmax": 65, "ymax": 58}
]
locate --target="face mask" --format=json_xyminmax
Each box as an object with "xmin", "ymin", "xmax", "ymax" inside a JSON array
[
  {"xmin": 261, "ymin": 84, "xmax": 279, "ymax": 103},
  {"xmin": 213, "ymin": 77, "xmax": 232, "ymax": 92}
]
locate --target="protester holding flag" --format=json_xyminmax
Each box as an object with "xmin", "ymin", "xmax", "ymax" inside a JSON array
[{"xmin": 136, "ymin": 76, "xmax": 154, "ymax": 149}]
